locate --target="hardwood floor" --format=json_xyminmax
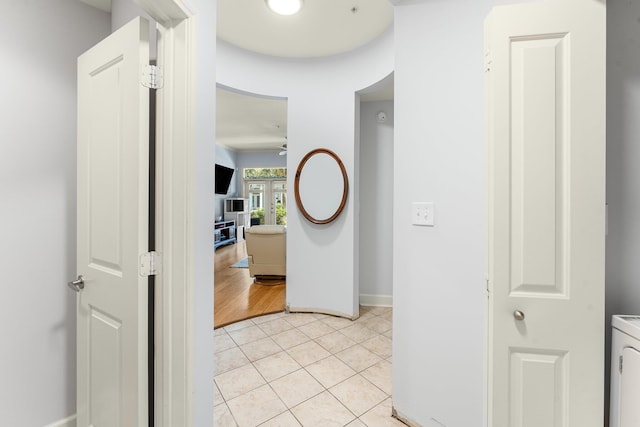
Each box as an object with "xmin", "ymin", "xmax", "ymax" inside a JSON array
[{"xmin": 214, "ymin": 240, "xmax": 286, "ymax": 328}]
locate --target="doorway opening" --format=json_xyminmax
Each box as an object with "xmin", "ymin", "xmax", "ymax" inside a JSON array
[
  {"xmin": 357, "ymin": 74, "xmax": 395, "ymax": 309},
  {"xmin": 214, "ymin": 86, "xmax": 288, "ymax": 328}
]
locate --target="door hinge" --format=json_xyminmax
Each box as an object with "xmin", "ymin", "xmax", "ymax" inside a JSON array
[
  {"xmin": 141, "ymin": 65, "xmax": 163, "ymax": 89},
  {"xmin": 140, "ymin": 251, "xmax": 162, "ymax": 276},
  {"xmin": 619, "ymin": 354, "xmax": 624, "ymax": 374}
]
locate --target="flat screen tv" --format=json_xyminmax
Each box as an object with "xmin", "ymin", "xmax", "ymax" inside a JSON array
[{"xmin": 215, "ymin": 164, "xmax": 234, "ymax": 195}]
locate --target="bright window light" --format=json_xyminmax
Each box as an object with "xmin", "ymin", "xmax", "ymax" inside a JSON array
[{"xmin": 266, "ymin": 0, "xmax": 303, "ymax": 16}]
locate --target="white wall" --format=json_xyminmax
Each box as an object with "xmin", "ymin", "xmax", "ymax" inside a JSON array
[
  {"xmin": 605, "ymin": 0, "xmax": 640, "ymax": 408},
  {"xmin": 189, "ymin": 1, "xmax": 217, "ymax": 425},
  {"xmin": 359, "ymin": 100, "xmax": 394, "ymax": 303},
  {"xmin": 0, "ymin": 1, "xmax": 110, "ymax": 425},
  {"xmin": 392, "ymin": 0, "xmax": 530, "ymax": 425},
  {"xmin": 217, "ymin": 30, "xmax": 394, "ymax": 317}
]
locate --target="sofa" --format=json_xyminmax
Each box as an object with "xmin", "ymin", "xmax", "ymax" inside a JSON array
[{"xmin": 245, "ymin": 225, "xmax": 286, "ymax": 283}]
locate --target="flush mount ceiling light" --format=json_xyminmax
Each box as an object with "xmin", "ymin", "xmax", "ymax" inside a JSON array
[{"xmin": 266, "ymin": 0, "xmax": 303, "ymax": 16}]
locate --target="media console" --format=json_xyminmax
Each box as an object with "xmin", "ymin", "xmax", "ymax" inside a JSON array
[{"xmin": 214, "ymin": 219, "xmax": 236, "ymax": 249}]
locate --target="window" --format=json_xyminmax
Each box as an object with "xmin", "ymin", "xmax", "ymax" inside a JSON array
[{"xmin": 243, "ymin": 168, "xmax": 287, "ymax": 225}]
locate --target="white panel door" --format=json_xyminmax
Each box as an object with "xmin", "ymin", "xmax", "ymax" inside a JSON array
[
  {"xmin": 75, "ymin": 17, "xmax": 150, "ymax": 427},
  {"xmin": 486, "ymin": 1, "xmax": 605, "ymax": 426}
]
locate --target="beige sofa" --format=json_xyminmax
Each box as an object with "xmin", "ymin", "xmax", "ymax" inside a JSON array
[{"xmin": 245, "ymin": 225, "xmax": 286, "ymax": 282}]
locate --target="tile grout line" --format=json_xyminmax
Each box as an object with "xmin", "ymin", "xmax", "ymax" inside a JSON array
[{"xmin": 214, "ymin": 307, "xmax": 393, "ymax": 427}]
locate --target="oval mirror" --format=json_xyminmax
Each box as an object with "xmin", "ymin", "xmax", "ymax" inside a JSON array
[{"xmin": 294, "ymin": 148, "xmax": 348, "ymax": 224}]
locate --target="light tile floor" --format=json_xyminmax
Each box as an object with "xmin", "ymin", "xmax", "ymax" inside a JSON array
[{"xmin": 214, "ymin": 306, "xmax": 405, "ymax": 427}]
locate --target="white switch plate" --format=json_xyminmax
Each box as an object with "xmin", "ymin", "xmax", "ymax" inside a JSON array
[{"xmin": 412, "ymin": 202, "xmax": 434, "ymax": 226}]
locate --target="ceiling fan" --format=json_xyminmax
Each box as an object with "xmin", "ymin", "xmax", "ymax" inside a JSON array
[{"xmin": 278, "ymin": 142, "xmax": 287, "ymax": 156}]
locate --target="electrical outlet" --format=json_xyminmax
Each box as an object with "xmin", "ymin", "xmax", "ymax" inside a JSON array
[{"xmin": 412, "ymin": 202, "xmax": 435, "ymax": 226}]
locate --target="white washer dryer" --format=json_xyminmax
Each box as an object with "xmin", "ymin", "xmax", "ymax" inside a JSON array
[{"xmin": 610, "ymin": 315, "xmax": 640, "ymax": 427}]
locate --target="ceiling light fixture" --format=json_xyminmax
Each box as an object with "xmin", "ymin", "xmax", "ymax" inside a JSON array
[{"xmin": 266, "ymin": 0, "xmax": 303, "ymax": 16}]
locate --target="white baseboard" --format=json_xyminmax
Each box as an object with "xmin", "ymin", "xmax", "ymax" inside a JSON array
[
  {"xmin": 44, "ymin": 414, "xmax": 76, "ymax": 427},
  {"xmin": 286, "ymin": 305, "xmax": 357, "ymax": 320},
  {"xmin": 392, "ymin": 406, "xmax": 424, "ymax": 426},
  {"xmin": 359, "ymin": 294, "xmax": 393, "ymax": 307}
]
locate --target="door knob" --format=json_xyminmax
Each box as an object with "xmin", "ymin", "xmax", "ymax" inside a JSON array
[
  {"xmin": 513, "ymin": 310, "xmax": 525, "ymax": 321},
  {"xmin": 68, "ymin": 275, "xmax": 85, "ymax": 292}
]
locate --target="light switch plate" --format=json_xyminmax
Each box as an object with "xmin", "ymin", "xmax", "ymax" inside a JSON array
[{"xmin": 412, "ymin": 202, "xmax": 435, "ymax": 226}]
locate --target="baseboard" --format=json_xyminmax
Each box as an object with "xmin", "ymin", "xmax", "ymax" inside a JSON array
[
  {"xmin": 286, "ymin": 295, "xmax": 393, "ymax": 319},
  {"xmin": 393, "ymin": 406, "xmax": 453, "ymax": 427},
  {"xmin": 286, "ymin": 305, "xmax": 357, "ymax": 320},
  {"xmin": 44, "ymin": 414, "xmax": 76, "ymax": 427},
  {"xmin": 392, "ymin": 406, "xmax": 423, "ymax": 426},
  {"xmin": 359, "ymin": 294, "xmax": 393, "ymax": 307}
]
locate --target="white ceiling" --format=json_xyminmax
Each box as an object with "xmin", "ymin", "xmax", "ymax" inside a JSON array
[
  {"xmin": 216, "ymin": 87, "xmax": 288, "ymax": 153},
  {"xmin": 217, "ymin": 0, "xmax": 393, "ymax": 58}
]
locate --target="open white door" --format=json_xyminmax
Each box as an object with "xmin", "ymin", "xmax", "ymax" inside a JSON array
[
  {"xmin": 74, "ymin": 17, "xmax": 150, "ymax": 427},
  {"xmin": 486, "ymin": 1, "xmax": 605, "ymax": 426}
]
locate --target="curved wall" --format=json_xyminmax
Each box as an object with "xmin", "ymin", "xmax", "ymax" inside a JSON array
[{"xmin": 217, "ymin": 29, "xmax": 394, "ymax": 316}]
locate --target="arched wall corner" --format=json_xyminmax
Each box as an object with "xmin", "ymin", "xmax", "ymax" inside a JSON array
[
  {"xmin": 216, "ymin": 82, "xmax": 288, "ymax": 102},
  {"xmin": 216, "ymin": 26, "xmax": 394, "ymax": 98}
]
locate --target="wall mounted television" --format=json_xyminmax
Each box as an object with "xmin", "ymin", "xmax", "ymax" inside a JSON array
[{"xmin": 215, "ymin": 164, "xmax": 235, "ymax": 195}]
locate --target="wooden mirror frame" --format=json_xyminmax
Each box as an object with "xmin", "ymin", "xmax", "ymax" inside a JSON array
[{"xmin": 294, "ymin": 148, "xmax": 349, "ymax": 224}]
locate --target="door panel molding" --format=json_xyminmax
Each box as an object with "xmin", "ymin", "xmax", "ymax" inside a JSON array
[
  {"xmin": 510, "ymin": 33, "xmax": 570, "ymax": 298},
  {"xmin": 509, "ymin": 348, "xmax": 568, "ymax": 427}
]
